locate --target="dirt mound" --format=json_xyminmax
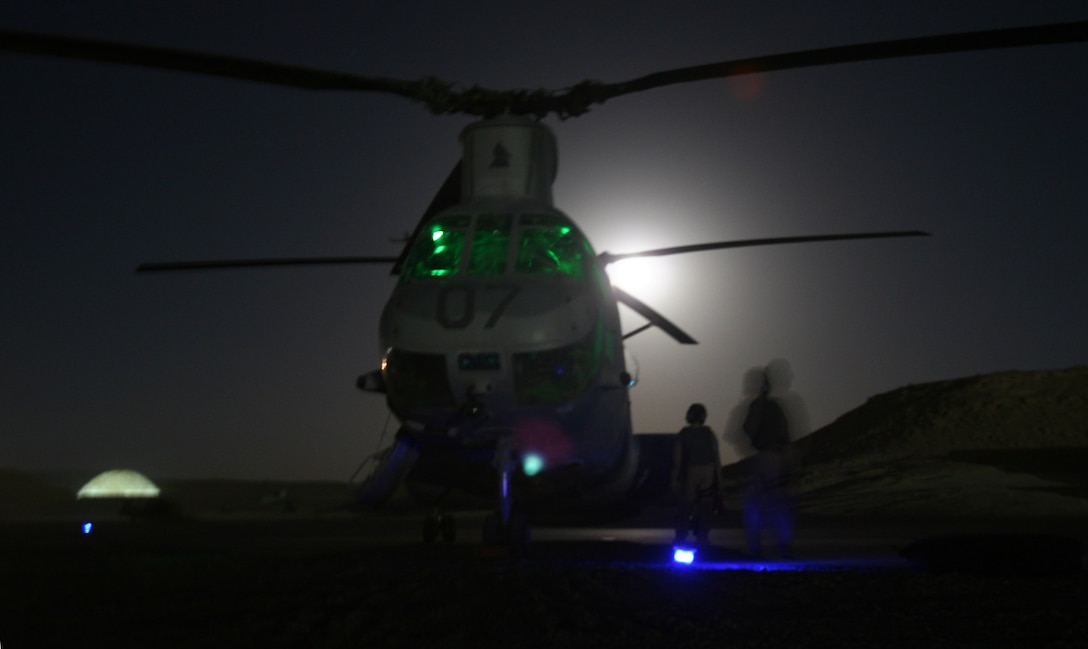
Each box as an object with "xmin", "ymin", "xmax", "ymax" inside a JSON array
[
  {"xmin": 717, "ymin": 367, "xmax": 1088, "ymax": 518},
  {"xmin": 794, "ymin": 366, "xmax": 1088, "ymax": 466}
]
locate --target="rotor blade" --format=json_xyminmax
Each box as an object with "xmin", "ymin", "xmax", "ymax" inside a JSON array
[
  {"xmin": 599, "ymin": 230, "xmax": 929, "ymax": 264},
  {"xmin": 0, "ymin": 29, "xmax": 423, "ymax": 95},
  {"xmin": 137, "ymin": 256, "xmax": 398, "ymax": 273},
  {"xmin": 592, "ymin": 21, "xmax": 1088, "ymax": 105},
  {"xmin": 612, "ymin": 286, "xmax": 697, "ymax": 345},
  {"xmin": 6, "ymin": 21, "xmax": 1084, "ymax": 119},
  {"xmin": 138, "ymin": 162, "xmax": 460, "ymax": 275}
]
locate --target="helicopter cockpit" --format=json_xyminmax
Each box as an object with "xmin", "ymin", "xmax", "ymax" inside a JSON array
[
  {"xmin": 383, "ymin": 209, "xmax": 621, "ymax": 417},
  {"xmin": 399, "ymin": 211, "xmax": 597, "ymax": 281}
]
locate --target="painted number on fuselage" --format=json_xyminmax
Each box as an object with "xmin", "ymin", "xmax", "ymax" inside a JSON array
[{"xmin": 436, "ymin": 285, "xmax": 519, "ymax": 329}]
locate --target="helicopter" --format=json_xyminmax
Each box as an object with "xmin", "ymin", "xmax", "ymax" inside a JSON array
[{"xmin": 3, "ymin": 18, "xmax": 1085, "ymax": 550}]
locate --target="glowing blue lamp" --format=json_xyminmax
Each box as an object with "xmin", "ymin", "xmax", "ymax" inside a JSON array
[
  {"xmin": 82, "ymin": 522, "xmax": 93, "ymax": 535},
  {"xmin": 673, "ymin": 547, "xmax": 696, "ymax": 564}
]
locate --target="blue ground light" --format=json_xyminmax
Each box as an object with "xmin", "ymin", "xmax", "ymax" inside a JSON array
[{"xmin": 672, "ymin": 546, "xmax": 696, "ymax": 564}]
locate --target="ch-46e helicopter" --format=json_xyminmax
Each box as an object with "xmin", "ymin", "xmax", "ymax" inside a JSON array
[{"xmin": 4, "ymin": 20, "xmax": 1085, "ymax": 550}]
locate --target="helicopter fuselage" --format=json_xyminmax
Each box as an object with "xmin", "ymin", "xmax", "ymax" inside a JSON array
[{"xmin": 376, "ymin": 199, "xmax": 637, "ymax": 504}]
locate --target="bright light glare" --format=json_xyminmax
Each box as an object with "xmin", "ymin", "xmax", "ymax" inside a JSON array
[
  {"xmin": 606, "ymin": 258, "xmax": 667, "ymax": 296},
  {"xmin": 673, "ymin": 547, "xmax": 696, "ymax": 564},
  {"xmin": 522, "ymin": 453, "xmax": 545, "ymax": 477},
  {"xmin": 82, "ymin": 522, "xmax": 93, "ymax": 535}
]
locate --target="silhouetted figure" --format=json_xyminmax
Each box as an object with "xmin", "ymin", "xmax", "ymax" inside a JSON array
[
  {"xmin": 764, "ymin": 358, "xmax": 810, "ymax": 441},
  {"xmin": 723, "ymin": 366, "xmax": 767, "ymax": 461},
  {"xmin": 672, "ymin": 403, "xmax": 721, "ymax": 545},
  {"xmin": 741, "ymin": 373, "xmax": 796, "ymax": 558}
]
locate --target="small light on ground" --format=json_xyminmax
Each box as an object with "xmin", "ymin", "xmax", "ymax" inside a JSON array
[{"xmin": 673, "ymin": 547, "xmax": 696, "ymax": 564}]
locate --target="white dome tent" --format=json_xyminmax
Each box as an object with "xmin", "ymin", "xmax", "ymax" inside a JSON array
[{"xmin": 77, "ymin": 469, "xmax": 161, "ymax": 499}]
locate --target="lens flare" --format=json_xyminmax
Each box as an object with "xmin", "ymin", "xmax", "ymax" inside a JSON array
[{"xmin": 522, "ymin": 453, "xmax": 545, "ymax": 477}]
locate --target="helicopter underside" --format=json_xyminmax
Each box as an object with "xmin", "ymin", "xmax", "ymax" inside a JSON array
[
  {"xmin": 358, "ymin": 377, "xmax": 640, "ymax": 515},
  {"xmin": 399, "ymin": 415, "xmax": 642, "ymax": 517}
]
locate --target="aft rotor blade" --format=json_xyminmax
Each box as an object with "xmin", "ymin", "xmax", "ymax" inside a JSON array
[
  {"xmin": 137, "ymin": 256, "xmax": 398, "ymax": 273},
  {"xmin": 593, "ymin": 21, "xmax": 1088, "ymax": 104},
  {"xmin": 612, "ymin": 286, "xmax": 697, "ymax": 345},
  {"xmin": 599, "ymin": 231, "xmax": 929, "ymax": 264}
]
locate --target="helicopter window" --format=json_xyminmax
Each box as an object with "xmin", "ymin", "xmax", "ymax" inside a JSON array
[
  {"xmin": 513, "ymin": 326, "xmax": 603, "ymax": 406},
  {"xmin": 384, "ymin": 349, "xmax": 456, "ymax": 409},
  {"xmin": 515, "ymin": 214, "xmax": 590, "ymax": 278},
  {"xmin": 467, "ymin": 214, "xmax": 512, "ymax": 276},
  {"xmin": 401, "ymin": 215, "xmax": 471, "ymax": 279}
]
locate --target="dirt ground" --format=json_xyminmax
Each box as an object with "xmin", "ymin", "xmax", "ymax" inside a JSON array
[
  {"xmin": 2, "ymin": 366, "xmax": 1086, "ymax": 647},
  {"xmin": 0, "ymin": 516, "xmax": 1085, "ymax": 649}
]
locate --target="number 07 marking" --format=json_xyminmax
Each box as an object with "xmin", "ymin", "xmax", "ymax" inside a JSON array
[{"xmin": 436, "ymin": 285, "xmax": 519, "ymax": 329}]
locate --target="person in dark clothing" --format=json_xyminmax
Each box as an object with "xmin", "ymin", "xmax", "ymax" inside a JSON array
[
  {"xmin": 741, "ymin": 375, "xmax": 795, "ymax": 558},
  {"xmin": 672, "ymin": 403, "xmax": 722, "ymax": 545}
]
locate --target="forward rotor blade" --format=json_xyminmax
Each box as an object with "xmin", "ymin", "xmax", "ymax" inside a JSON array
[
  {"xmin": 4, "ymin": 21, "xmax": 1084, "ymax": 118},
  {"xmin": 599, "ymin": 230, "xmax": 929, "ymax": 264},
  {"xmin": 612, "ymin": 286, "xmax": 697, "ymax": 345},
  {"xmin": 593, "ymin": 21, "xmax": 1088, "ymax": 105},
  {"xmin": 137, "ymin": 256, "xmax": 398, "ymax": 273},
  {"xmin": 0, "ymin": 29, "xmax": 422, "ymax": 96}
]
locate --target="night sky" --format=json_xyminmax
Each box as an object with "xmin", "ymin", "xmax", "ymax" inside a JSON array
[{"xmin": 3, "ymin": 2, "xmax": 1086, "ymax": 480}]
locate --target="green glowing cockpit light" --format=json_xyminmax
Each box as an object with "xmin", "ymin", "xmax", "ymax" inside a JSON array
[
  {"xmin": 516, "ymin": 214, "xmax": 588, "ymax": 279},
  {"xmin": 401, "ymin": 215, "xmax": 470, "ymax": 280},
  {"xmin": 468, "ymin": 214, "xmax": 512, "ymax": 276},
  {"xmin": 400, "ymin": 213, "xmax": 596, "ymax": 281}
]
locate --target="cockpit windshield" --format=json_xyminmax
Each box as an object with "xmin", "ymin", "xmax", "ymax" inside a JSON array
[
  {"xmin": 467, "ymin": 214, "xmax": 512, "ymax": 276},
  {"xmin": 400, "ymin": 214, "xmax": 471, "ymax": 279},
  {"xmin": 400, "ymin": 212, "xmax": 595, "ymax": 281},
  {"xmin": 515, "ymin": 213, "xmax": 590, "ymax": 279}
]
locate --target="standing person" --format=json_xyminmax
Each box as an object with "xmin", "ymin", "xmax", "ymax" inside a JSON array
[
  {"xmin": 671, "ymin": 403, "xmax": 721, "ymax": 545},
  {"xmin": 741, "ymin": 373, "xmax": 795, "ymax": 558}
]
